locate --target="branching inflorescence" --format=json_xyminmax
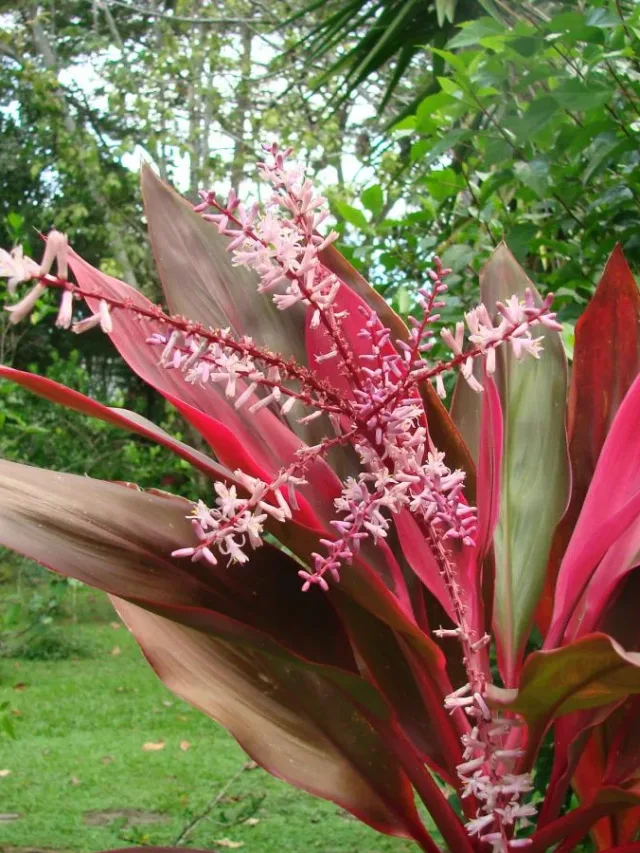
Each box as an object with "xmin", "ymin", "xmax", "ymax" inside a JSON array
[{"xmin": 2, "ymin": 143, "xmax": 563, "ymax": 852}]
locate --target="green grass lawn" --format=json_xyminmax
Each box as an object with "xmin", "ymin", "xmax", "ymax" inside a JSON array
[{"xmin": 0, "ymin": 583, "xmax": 423, "ymax": 853}]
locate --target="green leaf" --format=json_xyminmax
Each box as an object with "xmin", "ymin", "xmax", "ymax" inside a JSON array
[
  {"xmin": 515, "ymin": 97, "xmax": 560, "ymax": 144},
  {"xmin": 447, "ymin": 16, "xmax": 505, "ymax": 49},
  {"xmin": 436, "ymin": 76, "xmax": 463, "ymax": 97},
  {"xmin": 552, "ymin": 78, "xmax": 615, "ymax": 112},
  {"xmin": 334, "ymin": 200, "xmax": 369, "ymax": 230},
  {"xmin": 432, "ymin": 48, "xmax": 468, "ymax": 76},
  {"xmin": 513, "ymin": 159, "xmax": 550, "ymax": 197},
  {"xmin": 361, "ymin": 184, "xmax": 384, "ymax": 217},
  {"xmin": 424, "ymin": 167, "xmax": 466, "ymax": 202},
  {"xmin": 481, "ymin": 245, "xmax": 570, "ymax": 686},
  {"xmin": 439, "ymin": 244, "xmax": 474, "ymax": 272}
]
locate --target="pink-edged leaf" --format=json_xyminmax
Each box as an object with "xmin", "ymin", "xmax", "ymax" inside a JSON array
[
  {"xmin": 140, "ymin": 166, "xmax": 332, "ymax": 454},
  {"xmin": 67, "ymin": 250, "xmax": 339, "ymax": 532},
  {"xmin": 478, "ymin": 243, "xmax": 569, "ymax": 685},
  {"xmin": 0, "ymin": 458, "xmax": 440, "ymax": 843},
  {"xmin": 0, "ymin": 457, "xmax": 462, "ymax": 838},
  {"xmin": 540, "ymin": 245, "xmax": 640, "ymax": 637},
  {"xmin": 112, "ymin": 597, "xmax": 435, "ymax": 847},
  {"xmin": 141, "ymin": 164, "xmax": 308, "ymax": 364},
  {"xmin": 568, "ymin": 245, "xmax": 640, "ymax": 508},
  {"xmin": 320, "ymin": 244, "xmax": 476, "ymax": 497},
  {"xmin": 547, "ymin": 374, "xmax": 640, "ymax": 647},
  {"xmin": 0, "ymin": 365, "xmax": 234, "ymax": 484},
  {"xmin": 0, "ymin": 459, "xmax": 357, "ymax": 669},
  {"xmin": 604, "ymin": 695, "xmax": 640, "ymax": 788},
  {"xmin": 538, "ymin": 705, "xmax": 621, "ymax": 831},
  {"xmin": 527, "ymin": 791, "xmax": 640, "ymax": 853},
  {"xmin": 489, "ymin": 633, "xmax": 640, "ymax": 764}
]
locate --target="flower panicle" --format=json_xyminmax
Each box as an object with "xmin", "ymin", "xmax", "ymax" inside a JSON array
[
  {"xmin": 195, "ymin": 143, "xmax": 341, "ymax": 328},
  {"xmin": 171, "ymin": 467, "xmax": 308, "ymax": 568},
  {"xmin": 437, "ymin": 289, "xmax": 561, "ymax": 394}
]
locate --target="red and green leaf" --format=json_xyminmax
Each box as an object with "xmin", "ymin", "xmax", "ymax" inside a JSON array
[
  {"xmin": 480, "ymin": 243, "xmax": 570, "ymax": 684},
  {"xmin": 490, "ymin": 633, "xmax": 640, "ymax": 764}
]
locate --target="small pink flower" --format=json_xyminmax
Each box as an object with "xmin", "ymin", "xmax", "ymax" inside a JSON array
[{"xmin": 4, "ymin": 282, "xmax": 46, "ymax": 324}]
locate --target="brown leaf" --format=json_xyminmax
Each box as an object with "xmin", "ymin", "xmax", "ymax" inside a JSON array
[
  {"xmin": 244, "ymin": 817, "xmax": 260, "ymax": 827},
  {"xmin": 142, "ymin": 741, "xmax": 166, "ymax": 752},
  {"xmin": 111, "ymin": 646, "xmax": 121, "ymax": 656},
  {"xmin": 110, "ymin": 621, "xmax": 122, "ymax": 630},
  {"xmin": 214, "ymin": 839, "xmax": 244, "ymax": 849},
  {"xmin": 101, "ymin": 755, "xmax": 114, "ymax": 765},
  {"xmin": 70, "ymin": 775, "xmax": 81, "ymax": 786},
  {"xmin": 13, "ymin": 682, "xmax": 27, "ymax": 691},
  {"xmin": 179, "ymin": 740, "xmax": 191, "ymax": 751}
]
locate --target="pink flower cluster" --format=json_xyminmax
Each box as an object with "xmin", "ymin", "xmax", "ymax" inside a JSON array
[
  {"xmin": 195, "ymin": 143, "xmax": 341, "ymax": 327},
  {"xmin": 171, "ymin": 471, "xmax": 302, "ymax": 567},
  {"xmin": 446, "ymin": 684, "xmax": 535, "ymax": 851}
]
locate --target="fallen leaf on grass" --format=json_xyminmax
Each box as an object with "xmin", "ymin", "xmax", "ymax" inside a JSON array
[
  {"xmin": 214, "ymin": 839, "xmax": 244, "ymax": 849},
  {"xmin": 70, "ymin": 776, "xmax": 81, "ymax": 786},
  {"xmin": 111, "ymin": 646, "xmax": 121, "ymax": 656},
  {"xmin": 179, "ymin": 740, "xmax": 191, "ymax": 751},
  {"xmin": 101, "ymin": 755, "xmax": 114, "ymax": 765},
  {"xmin": 142, "ymin": 741, "xmax": 165, "ymax": 751},
  {"xmin": 12, "ymin": 683, "xmax": 27, "ymax": 691},
  {"xmin": 244, "ymin": 760, "xmax": 258, "ymax": 770},
  {"xmin": 244, "ymin": 817, "xmax": 260, "ymax": 826},
  {"xmin": 110, "ymin": 621, "xmax": 121, "ymax": 629},
  {"xmin": 0, "ymin": 769, "xmax": 11, "ymax": 777}
]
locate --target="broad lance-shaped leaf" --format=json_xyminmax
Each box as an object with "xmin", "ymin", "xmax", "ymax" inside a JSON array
[
  {"xmin": 488, "ymin": 633, "xmax": 640, "ymax": 761},
  {"xmin": 140, "ymin": 165, "xmax": 335, "ymax": 455},
  {"xmin": 0, "ymin": 459, "xmax": 356, "ymax": 668},
  {"xmin": 539, "ymin": 244, "xmax": 640, "ymax": 635},
  {"xmin": 67, "ymin": 250, "xmax": 340, "ymax": 534},
  {"xmin": 546, "ymin": 373, "xmax": 640, "ymax": 647},
  {"xmin": 481, "ymin": 243, "xmax": 569, "ymax": 684},
  {"xmin": 0, "ymin": 459, "xmax": 434, "ymax": 845},
  {"xmin": 141, "ymin": 164, "xmax": 309, "ymax": 366}
]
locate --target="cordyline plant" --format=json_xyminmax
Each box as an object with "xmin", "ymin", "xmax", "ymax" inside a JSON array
[{"xmin": 1, "ymin": 146, "xmax": 640, "ymax": 853}]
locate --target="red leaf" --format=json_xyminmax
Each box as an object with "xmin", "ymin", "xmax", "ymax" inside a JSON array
[
  {"xmin": 547, "ymin": 374, "xmax": 640, "ymax": 647},
  {"xmin": 540, "ymin": 245, "xmax": 640, "ymax": 636},
  {"xmin": 0, "ymin": 460, "xmax": 354, "ymax": 670}
]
